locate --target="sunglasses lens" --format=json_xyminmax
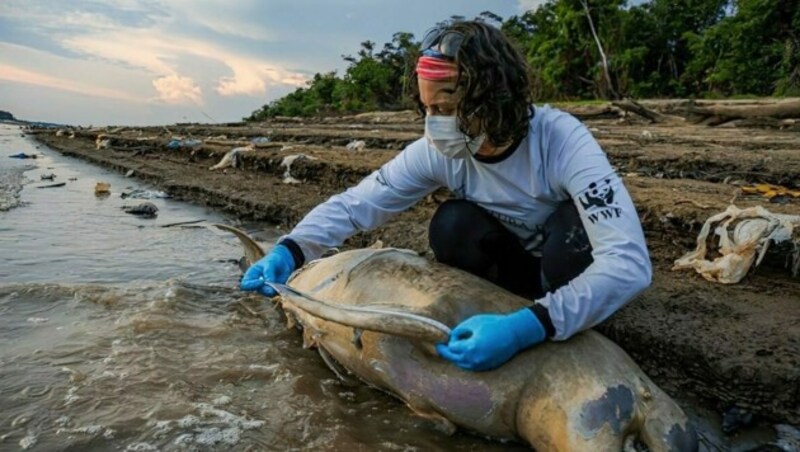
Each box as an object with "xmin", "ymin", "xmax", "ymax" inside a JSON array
[
  {"xmin": 421, "ymin": 27, "xmax": 464, "ymax": 59},
  {"xmin": 421, "ymin": 27, "xmax": 443, "ymax": 51},
  {"xmin": 438, "ymin": 32, "xmax": 463, "ymax": 58}
]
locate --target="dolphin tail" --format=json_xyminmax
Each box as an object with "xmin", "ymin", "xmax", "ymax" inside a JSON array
[{"xmin": 211, "ymin": 224, "xmax": 266, "ymax": 267}]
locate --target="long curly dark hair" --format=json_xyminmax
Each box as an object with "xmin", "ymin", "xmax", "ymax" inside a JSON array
[{"xmin": 410, "ymin": 21, "xmax": 533, "ymax": 148}]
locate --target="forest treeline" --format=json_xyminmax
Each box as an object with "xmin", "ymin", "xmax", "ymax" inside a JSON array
[{"xmin": 245, "ymin": 0, "xmax": 800, "ymax": 120}]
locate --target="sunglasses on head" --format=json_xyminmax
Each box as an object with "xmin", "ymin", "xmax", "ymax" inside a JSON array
[{"xmin": 420, "ymin": 26, "xmax": 464, "ymax": 60}]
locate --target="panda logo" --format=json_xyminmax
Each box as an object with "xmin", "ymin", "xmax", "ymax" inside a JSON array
[
  {"xmin": 376, "ymin": 168, "xmax": 389, "ymax": 187},
  {"xmin": 580, "ymin": 179, "xmax": 615, "ymax": 210}
]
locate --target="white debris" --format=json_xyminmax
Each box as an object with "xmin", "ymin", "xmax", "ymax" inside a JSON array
[
  {"xmin": 209, "ymin": 144, "xmax": 255, "ymax": 171},
  {"xmin": 346, "ymin": 140, "xmax": 366, "ymax": 152},
  {"xmin": 673, "ymin": 205, "xmax": 800, "ymax": 283},
  {"xmin": 56, "ymin": 129, "xmax": 65, "ymax": 137},
  {"xmin": 56, "ymin": 424, "xmax": 113, "ymax": 439},
  {"xmin": 641, "ymin": 130, "xmax": 653, "ymax": 139},
  {"xmin": 149, "ymin": 419, "xmax": 173, "ymax": 437},
  {"xmin": 26, "ymin": 317, "xmax": 48, "ymax": 324},
  {"xmin": 281, "ymin": 153, "xmax": 318, "ymax": 184},
  {"xmin": 55, "ymin": 415, "xmax": 71, "ymax": 427},
  {"xmin": 96, "ymin": 136, "xmax": 111, "ymax": 150},
  {"xmin": 195, "ymin": 403, "xmax": 265, "ymax": 429},
  {"xmin": 193, "ymin": 427, "xmax": 241, "ymax": 446},
  {"xmin": 158, "ymin": 403, "xmax": 265, "ymax": 448},
  {"xmin": 176, "ymin": 415, "xmax": 200, "ymax": 429},
  {"xmin": 212, "ymin": 395, "xmax": 232, "ymax": 405},
  {"xmin": 19, "ymin": 432, "xmax": 37, "ymax": 450},
  {"xmin": 64, "ymin": 386, "xmax": 81, "ymax": 405},
  {"xmin": 125, "ymin": 443, "xmax": 158, "ymax": 452}
]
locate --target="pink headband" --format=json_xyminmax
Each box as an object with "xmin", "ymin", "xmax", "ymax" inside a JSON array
[{"xmin": 416, "ymin": 56, "xmax": 458, "ymax": 81}]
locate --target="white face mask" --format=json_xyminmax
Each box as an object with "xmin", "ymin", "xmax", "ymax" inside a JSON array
[{"xmin": 424, "ymin": 115, "xmax": 485, "ymax": 159}]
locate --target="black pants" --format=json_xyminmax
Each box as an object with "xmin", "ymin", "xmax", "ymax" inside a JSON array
[{"xmin": 429, "ymin": 200, "xmax": 593, "ymax": 300}]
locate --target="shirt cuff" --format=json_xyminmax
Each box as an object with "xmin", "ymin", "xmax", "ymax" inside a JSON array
[
  {"xmin": 277, "ymin": 237, "xmax": 305, "ymax": 269},
  {"xmin": 529, "ymin": 303, "xmax": 556, "ymax": 339}
]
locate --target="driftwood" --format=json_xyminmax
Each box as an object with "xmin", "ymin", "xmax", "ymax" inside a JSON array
[
  {"xmin": 687, "ymin": 99, "xmax": 800, "ymax": 126},
  {"xmin": 203, "ymin": 139, "xmax": 283, "ymax": 149},
  {"xmin": 612, "ymin": 99, "xmax": 683, "ymax": 124},
  {"xmin": 719, "ymin": 117, "xmax": 799, "ymax": 130},
  {"xmin": 561, "ymin": 104, "xmax": 622, "ymax": 121}
]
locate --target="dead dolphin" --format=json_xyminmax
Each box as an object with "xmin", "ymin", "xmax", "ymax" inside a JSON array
[
  {"xmin": 269, "ymin": 282, "xmax": 451, "ymax": 344},
  {"xmin": 217, "ymin": 224, "xmax": 697, "ymax": 451},
  {"xmin": 211, "ymin": 224, "xmax": 450, "ymax": 343}
]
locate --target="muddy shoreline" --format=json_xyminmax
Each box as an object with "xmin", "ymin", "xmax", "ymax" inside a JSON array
[{"xmin": 26, "ymin": 110, "xmax": 800, "ymax": 427}]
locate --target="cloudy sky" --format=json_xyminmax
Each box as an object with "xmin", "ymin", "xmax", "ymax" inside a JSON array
[{"xmin": 0, "ymin": 1, "xmax": 543, "ymax": 126}]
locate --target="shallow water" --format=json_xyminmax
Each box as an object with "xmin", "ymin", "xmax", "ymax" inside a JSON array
[
  {"xmin": 0, "ymin": 125, "xmax": 529, "ymax": 451},
  {"xmin": 1, "ymin": 124, "xmax": 795, "ymax": 451}
]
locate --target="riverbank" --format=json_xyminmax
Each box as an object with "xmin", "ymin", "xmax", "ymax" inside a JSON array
[{"xmin": 25, "ymin": 107, "xmax": 800, "ymax": 428}]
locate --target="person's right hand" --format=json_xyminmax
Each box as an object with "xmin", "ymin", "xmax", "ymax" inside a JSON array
[{"xmin": 240, "ymin": 244, "xmax": 296, "ymax": 297}]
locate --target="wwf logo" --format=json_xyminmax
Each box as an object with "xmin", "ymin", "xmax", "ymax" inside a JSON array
[
  {"xmin": 375, "ymin": 168, "xmax": 389, "ymax": 187},
  {"xmin": 580, "ymin": 179, "xmax": 615, "ymax": 210},
  {"xmin": 579, "ymin": 179, "xmax": 623, "ymax": 224}
]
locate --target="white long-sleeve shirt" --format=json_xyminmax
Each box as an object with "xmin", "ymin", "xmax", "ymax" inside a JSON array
[{"xmin": 281, "ymin": 105, "xmax": 652, "ymax": 340}]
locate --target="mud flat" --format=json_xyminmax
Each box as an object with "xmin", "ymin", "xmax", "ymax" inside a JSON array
[{"xmin": 27, "ymin": 107, "xmax": 800, "ymax": 428}]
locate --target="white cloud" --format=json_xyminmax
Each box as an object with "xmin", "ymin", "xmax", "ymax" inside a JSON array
[
  {"xmin": 0, "ymin": 64, "xmax": 141, "ymax": 101},
  {"xmin": 517, "ymin": 0, "xmax": 549, "ymax": 13},
  {"xmin": 152, "ymin": 74, "xmax": 202, "ymax": 104},
  {"xmin": 0, "ymin": 0, "xmax": 526, "ymax": 125},
  {"xmin": 0, "ymin": 0, "xmax": 307, "ymax": 104},
  {"xmin": 0, "ymin": 42, "xmax": 149, "ymax": 101},
  {"xmin": 61, "ymin": 27, "xmax": 307, "ymax": 98}
]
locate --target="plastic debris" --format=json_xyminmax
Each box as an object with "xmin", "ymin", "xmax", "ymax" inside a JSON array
[
  {"xmin": 250, "ymin": 136, "xmax": 271, "ymax": 145},
  {"xmin": 121, "ymin": 189, "xmax": 170, "ymax": 200},
  {"xmin": 281, "ymin": 154, "xmax": 318, "ymax": 184},
  {"xmin": 346, "ymin": 140, "xmax": 366, "ymax": 152},
  {"xmin": 209, "ymin": 144, "xmax": 255, "ymax": 171},
  {"xmin": 673, "ymin": 205, "xmax": 800, "ymax": 283},
  {"xmin": 37, "ymin": 182, "xmax": 65, "ymax": 189},
  {"xmin": 741, "ymin": 183, "xmax": 800, "ymax": 203},
  {"xmin": 96, "ymin": 136, "xmax": 110, "ymax": 150},
  {"xmin": 95, "ymin": 182, "xmax": 111, "ymax": 195},
  {"xmin": 9, "ymin": 152, "xmax": 37, "ymax": 159},
  {"xmin": 40, "ymin": 173, "xmax": 56, "ymax": 181},
  {"xmin": 167, "ymin": 138, "xmax": 203, "ymax": 150}
]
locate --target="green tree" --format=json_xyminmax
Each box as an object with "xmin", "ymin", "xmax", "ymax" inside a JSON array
[
  {"xmin": 687, "ymin": 0, "xmax": 800, "ymax": 96},
  {"xmin": 245, "ymin": 3, "xmax": 793, "ymax": 120}
]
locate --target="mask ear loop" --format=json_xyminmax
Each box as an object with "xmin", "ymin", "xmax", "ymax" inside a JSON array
[{"xmin": 459, "ymin": 106, "xmax": 485, "ymax": 145}]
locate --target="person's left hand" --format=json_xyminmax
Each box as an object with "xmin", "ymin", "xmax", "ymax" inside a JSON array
[{"xmin": 436, "ymin": 308, "xmax": 546, "ymax": 371}]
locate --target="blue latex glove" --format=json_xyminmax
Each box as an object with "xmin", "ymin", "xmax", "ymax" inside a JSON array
[
  {"xmin": 436, "ymin": 308, "xmax": 546, "ymax": 371},
  {"xmin": 239, "ymin": 244, "xmax": 295, "ymax": 297}
]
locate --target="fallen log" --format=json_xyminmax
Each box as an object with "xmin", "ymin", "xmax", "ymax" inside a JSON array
[
  {"xmin": 559, "ymin": 104, "xmax": 622, "ymax": 121},
  {"xmin": 688, "ymin": 99, "xmax": 800, "ymax": 126},
  {"xmin": 612, "ymin": 99, "xmax": 684, "ymax": 124},
  {"xmin": 203, "ymin": 139, "xmax": 284, "ymax": 149}
]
